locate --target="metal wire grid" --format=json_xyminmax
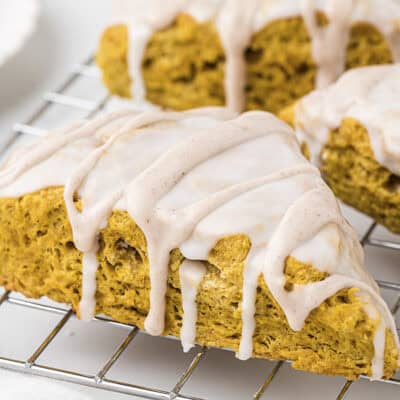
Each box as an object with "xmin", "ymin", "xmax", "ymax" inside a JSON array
[{"xmin": 0, "ymin": 55, "xmax": 398, "ymax": 400}]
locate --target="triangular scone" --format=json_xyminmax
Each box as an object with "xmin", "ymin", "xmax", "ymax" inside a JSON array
[
  {"xmin": 97, "ymin": 0, "xmax": 400, "ymax": 114},
  {"xmin": 0, "ymin": 109, "xmax": 398, "ymax": 379},
  {"xmin": 281, "ymin": 64, "xmax": 400, "ymax": 233}
]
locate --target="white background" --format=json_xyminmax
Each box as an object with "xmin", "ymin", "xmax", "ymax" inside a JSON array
[
  {"xmin": 0, "ymin": 1, "xmax": 399, "ymax": 399},
  {"xmin": 0, "ymin": 0, "xmax": 110, "ymax": 148}
]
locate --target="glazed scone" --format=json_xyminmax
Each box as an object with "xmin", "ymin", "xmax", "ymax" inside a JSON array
[
  {"xmin": 281, "ymin": 65, "xmax": 400, "ymax": 233},
  {"xmin": 96, "ymin": 0, "xmax": 400, "ymax": 114},
  {"xmin": 0, "ymin": 109, "xmax": 398, "ymax": 380}
]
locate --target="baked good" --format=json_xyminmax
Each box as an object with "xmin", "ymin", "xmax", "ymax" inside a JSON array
[
  {"xmin": 96, "ymin": 0, "xmax": 400, "ymax": 114},
  {"xmin": 0, "ymin": 108, "xmax": 398, "ymax": 380},
  {"xmin": 280, "ymin": 64, "xmax": 400, "ymax": 233}
]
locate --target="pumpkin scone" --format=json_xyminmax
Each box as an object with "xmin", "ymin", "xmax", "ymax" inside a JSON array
[
  {"xmin": 96, "ymin": 0, "xmax": 400, "ymax": 114},
  {"xmin": 0, "ymin": 108, "xmax": 398, "ymax": 380},
  {"xmin": 281, "ymin": 64, "xmax": 400, "ymax": 233}
]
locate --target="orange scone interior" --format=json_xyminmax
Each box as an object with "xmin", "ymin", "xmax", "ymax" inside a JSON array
[{"xmin": 0, "ymin": 108, "xmax": 398, "ymax": 379}]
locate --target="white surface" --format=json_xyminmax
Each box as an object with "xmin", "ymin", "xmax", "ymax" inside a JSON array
[
  {"xmin": 0, "ymin": 369, "xmax": 92, "ymax": 400},
  {"xmin": 0, "ymin": 1, "xmax": 399, "ymax": 399},
  {"xmin": 0, "ymin": 0, "xmax": 40, "ymax": 69},
  {"xmin": 0, "ymin": 0, "xmax": 110, "ymax": 150}
]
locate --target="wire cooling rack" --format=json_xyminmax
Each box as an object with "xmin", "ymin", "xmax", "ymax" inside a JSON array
[{"xmin": 0, "ymin": 55, "xmax": 399, "ymax": 400}]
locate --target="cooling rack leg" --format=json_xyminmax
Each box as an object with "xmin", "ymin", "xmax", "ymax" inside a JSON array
[
  {"xmin": 0, "ymin": 290, "xmax": 10, "ymax": 306},
  {"xmin": 336, "ymin": 380, "xmax": 353, "ymax": 400},
  {"xmin": 25, "ymin": 309, "xmax": 74, "ymax": 367},
  {"xmin": 391, "ymin": 296, "xmax": 400, "ymax": 315},
  {"xmin": 252, "ymin": 360, "xmax": 284, "ymax": 400},
  {"xmin": 95, "ymin": 326, "xmax": 139, "ymax": 383},
  {"xmin": 169, "ymin": 346, "xmax": 208, "ymax": 399},
  {"xmin": 361, "ymin": 222, "xmax": 377, "ymax": 245}
]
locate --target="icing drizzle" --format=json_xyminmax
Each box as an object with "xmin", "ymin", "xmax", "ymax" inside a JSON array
[
  {"xmin": 301, "ymin": 0, "xmax": 354, "ymax": 88},
  {"xmin": 179, "ymin": 260, "xmax": 207, "ymax": 352},
  {"xmin": 110, "ymin": 0, "xmax": 400, "ymax": 111},
  {"xmin": 0, "ymin": 108, "xmax": 398, "ymax": 378}
]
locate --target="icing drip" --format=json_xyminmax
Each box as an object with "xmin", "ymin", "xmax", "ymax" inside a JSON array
[
  {"xmin": 351, "ymin": 0, "xmax": 400, "ymax": 64},
  {"xmin": 127, "ymin": 25, "xmax": 153, "ymax": 104},
  {"xmin": 238, "ymin": 248, "xmax": 264, "ymax": 360},
  {"xmin": 124, "ymin": 0, "xmax": 191, "ymax": 104},
  {"xmin": 301, "ymin": 0, "xmax": 354, "ymax": 88},
  {"xmin": 371, "ymin": 318, "xmax": 386, "ymax": 379},
  {"xmin": 63, "ymin": 111, "xmax": 186, "ymax": 321},
  {"xmin": 111, "ymin": 0, "xmax": 400, "ymax": 111},
  {"xmin": 216, "ymin": 0, "xmax": 261, "ymax": 112},
  {"xmin": 179, "ymin": 260, "xmax": 207, "ymax": 352},
  {"xmin": 294, "ymin": 65, "xmax": 400, "ymax": 175},
  {"xmin": 80, "ymin": 250, "xmax": 99, "ymax": 321},
  {"xmin": 0, "ymin": 108, "xmax": 398, "ymax": 379}
]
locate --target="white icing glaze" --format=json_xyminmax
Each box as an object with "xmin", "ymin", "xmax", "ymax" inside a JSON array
[
  {"xmin": 359, "ymin": 293, "xmax": 387, "ymax": 380},
  {"xmin": 301, "ymin": 0, "xmax": 354, "ymax": 88},
  {"xmin": 0, "ymin": 108, "xmax": 398, "ymax": 378},
  {"xmin": 372, "ymin": 318, "xmax": 386, "ymax": 379},
  {"xmin": 110, "ymin": 0, "xmax": 400, "ymax": 111},
  {"xmin": 216, "ymin": 0, "xmax": 261, "ymax": 112},
  {"xmin": 80, "ymin": 250, "xmax": 99, "ymax": 321},
  {"xmin": 294, "ymin": 64, "xmax": 400, "ymax": 175},
  {"xmin": 179, "ymin": 260, "xmax": 207, "ymax": 352}
]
